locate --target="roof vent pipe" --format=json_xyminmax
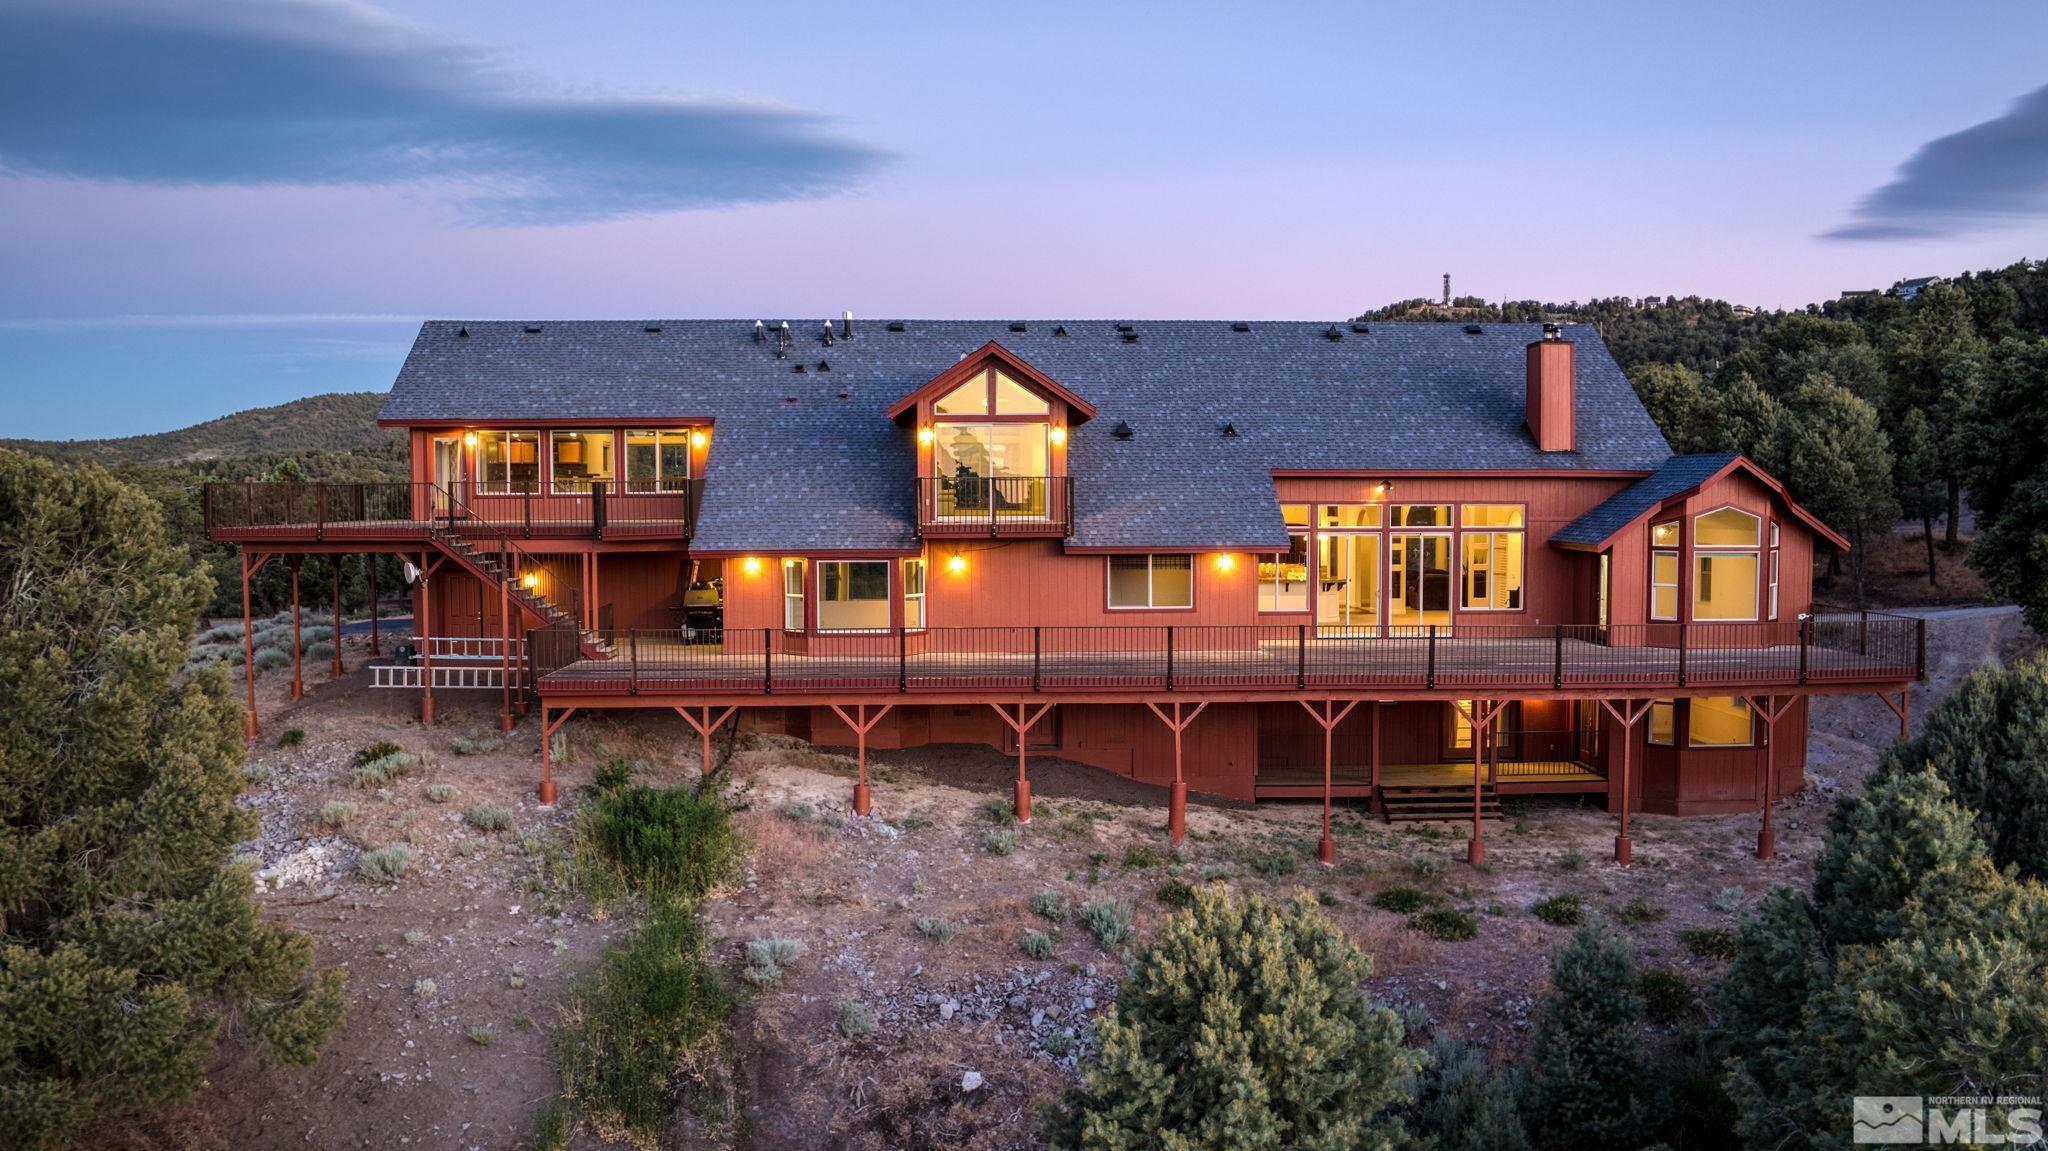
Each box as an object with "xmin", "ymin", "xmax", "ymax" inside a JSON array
[
  {"xmin": 1525, "ymin": 328, "xmax": 1577, "ymax": 452},
  {"xmin": 753, "ymin": 320, "xmax": 765, "ymax": 344},
  {"xmin": 822, "ymin": 320, "xmax": 835, "ymax": 346},
  {"xmin": 776, "ymin": 320, "xmax": 791, "ymax": 359},
  {"xmin": 841, "ymin": 310, "xmax": 854, "ymax": 339}
]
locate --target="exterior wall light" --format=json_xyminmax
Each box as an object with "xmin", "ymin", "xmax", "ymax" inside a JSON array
[
  {"xmin": 520, "ymin": 571, "xmax": 540, "ymax": 589},
  {"xmin": 1050, "ymin": 426, "xmax": 1067, "ymax": 446},
  {"xmin": 918, "ymin": 426, "xmax": 935, "ymax": 447},
  {"xmin": 946, "ymin": 554, "xmax": 968, "ymax": 575},
  {"xmin": 741, "ymin": 557, "xmax": 763, "ymax": 576},
  {"xmin": 463, "ymin": 431, "xmax": 478, "ymax": 447},
  {"xmin": 690, "ymin": 430, "xmax": 708, "ymax": 449},
  {"xmin": 1214, "ymin": 553, "xmax": 1237, "ymax": 572}
]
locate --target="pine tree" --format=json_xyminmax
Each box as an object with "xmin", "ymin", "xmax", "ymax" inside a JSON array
[
  {"xmin": 0, "ymin": 451, "xmax": 345, "ymax": 1148},
  {"xmin": 1878, "ymin": 658, "xmax": 2048, "ymax": 881},
  {"xmin": 1050, "ymin": 887, "xmax": 1419, "ymax": 1151},
  {"xmin": 1412, "ymin": 1035, "xmax": 1530, "ymax": 1151},
  {"xmin": 1523, "ymin": 927, "xmax": 1648, "ymax": 1151}
]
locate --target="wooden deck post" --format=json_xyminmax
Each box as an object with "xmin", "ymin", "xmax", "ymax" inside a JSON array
[
  {"xmin": 367, "ymin": 554, "xmax": 380, "ymax": 656},
  {"xmin": 1298, "ymin": 699, "xmax": 1361, "ymax": 866},
  {"xmin": 330, "ymin": 554, "xmax": 345, "ymax": 677},
  {"xmin": 676, "ymin": 706, "xmax": 739, "ymax": 783},
  {"xmin": 241, "ymin": 550, "xmax": 261, "ymax": 738},
  {"xmin": 499, "ymin": 559, "xmax": 515, "ymax": 733},
  {"xmin": 1875, "ymin": 687, "xmax": 1911, "ymax": 741},
  {"xmin": 990, "ymin": 703, "xmax": 1055, "ymax": 822},
  {"xmin": 1451, "ymin": 700, "xmax": 1505, "ymax": 865},
  {"xmin": 288, "ymin": 556, "xmax": 304, "ymax": 699},
  {"xmin": 1741, "ymin": 695, "xmax": 1799, "ymax": 860},
  {"xmin": 418, "ymin": 551, "xmax": 435, "ymax": 726},
  {"xmin": 828, "ymin": 703, "xmax": 894, "ymax": 816},
  {"xmin": 1597, "ymin": 699, "xmax": 1655, "ymax": 866},
  {"xmin": 1367, "ymin": 702, "xmax": 1382, "ymax": 813},
  {"xmin": 538, "ymin": 704, "xmax": 576, "ymax": 804},
  {"xmin": 1145, "ymin": 701, "xmax": 1207, "ymax": 849}
]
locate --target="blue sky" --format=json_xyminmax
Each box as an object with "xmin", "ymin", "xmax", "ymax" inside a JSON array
[{"xmin": 5, "ymin": 0, "xmax": 2048, "ymax": 440}]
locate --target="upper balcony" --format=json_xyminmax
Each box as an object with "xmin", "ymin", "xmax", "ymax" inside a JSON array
[
  {"xmin": 915, "ymin": 476, "xmax": 1073, "ymax": 538},
  {"xmin": 202, "ymin": 480, "xmax": 694, "ymax": 544}
]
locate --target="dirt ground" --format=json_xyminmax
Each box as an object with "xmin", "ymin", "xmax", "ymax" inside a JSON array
[{"xmin": 169, "ymin": 605, "xmax": 2035, "ymax": 1150}]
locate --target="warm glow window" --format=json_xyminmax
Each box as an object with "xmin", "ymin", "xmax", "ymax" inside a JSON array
[
  {"xmin": 1688, "ymin": 697, "xmax": 1755, "ymax": 747},
  {"xmin": 550, "ymin": 431, "xmax": 614, "ymax": 492},
  {"xmin": 782, "ymin": 559, "xmax": 806, "ymax": 631},
  {"xmin": 930, "ymin": 367, "xmax": 1054, "ymax": 521},
  {"xmin": 1449, "ymin": 701, "xmax": 1509, "ymax": 751},
  {"xmin": 1648, "ymin": 700, "xmax": 1675, "ymax": 745},
  {"xmin": 1459, "ymin": 506, "xmax": 1525, "ymax": 612},
  {"xmin": 478, "ymin": 430, "xmax": 540, "ymax": 493},
  {"xmin": 1108, "ymin": 554, "xmax": 1193, "ymax": 609},
  {"xmin": 625, "ymin": 429, "xmax": 693, "ymax": 493},
  {"xmin": 1651, "ymin": 546, "xmax": 1680, "ymax": 621},
  {"xmin": 903, "ymin": 558, "xmax": 927, "ymax": 630},
  {"xmin": 817, "ymin": 561, "xmax": 891, "ymax": 632},
  {"xmin": 1768, "ymin": 522, "xmax": 1781, "ymax": 620},
  {"xmin": 1693, "ymin": 508, "xmax": 1761, "ymax": 621}
]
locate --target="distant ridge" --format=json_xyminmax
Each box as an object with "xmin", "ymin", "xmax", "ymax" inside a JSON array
[{"xmin": 1, "ymin": 392, "xmax": 397, "ymax": 466}]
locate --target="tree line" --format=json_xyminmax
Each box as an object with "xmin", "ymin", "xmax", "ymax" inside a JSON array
[{"xmin": 1368, "ymin": 259, "xmax": 2048, "ymax": 625}]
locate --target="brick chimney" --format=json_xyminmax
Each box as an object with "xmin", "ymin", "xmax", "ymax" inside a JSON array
[{"xmin": 1525, "ymin": 323, "xmax": 1575, "ymax": 452}]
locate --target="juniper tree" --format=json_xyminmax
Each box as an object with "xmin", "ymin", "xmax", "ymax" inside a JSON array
[
  {"xmin": 0, "ymin": 451, "xmax": 345, "ymax": 1147},
  {"xmin": 1412, "ymin": 1034, "xmax": 1530, "ymax": 1151},
  {"xmin": 1051, "ymin": 887, "xmax": 1419, "ymax": 1151},
  {"xmin": 1523, "ymin": 927, "xmax": 1649, "ymax": 1151},
  {"xmin": 1877, "ymin": 657, "xmax": 2048, "ymax": 880}
]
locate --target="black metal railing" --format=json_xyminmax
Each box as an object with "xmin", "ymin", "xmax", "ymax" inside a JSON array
[
  {"xmin": 529, "ymin": 616, "xmax": 1923, "ymax": 698},
  {"xmin": 916, "ymin": 476, "xmax": 1072, "ymax": 536},
  {"xmin": 203, "ymin": 479, "xmax": 694, "ymax": 541}
]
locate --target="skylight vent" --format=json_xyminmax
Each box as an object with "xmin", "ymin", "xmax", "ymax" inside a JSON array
[
  {"xmin": 1053, "ymin": 325, "xmax": 1069, "ymax": 337},
  {"xmin": 1350, "ymin": 322, "xmax": 1370, "ymax": 334},
  {"xmin": 456, "ymin": 326, "xmax": 469, "ymax": 338},
  {"xmin": 523, "ymin": 324, "xmax": 542, "ymax": 334},
  {"xmin": 643, "ymin": 324, "xmax": 662, "ymax": 333},
  {"xmin": 1112, "ymin": 420, "xmax": 1135, "ymax": 440},
  {"xmin": 1115, "ymin": 323, "xmax": 1134, "ymax": 333},
  {"xmin": 1324, "ymin": 325, "xmax": 1343, "ymax": 341},
  {"xmin": 1222, "ymin": 423, "xmax": 1239, "ymax": 438},
  {"xmin": 793, "ymin": 363, "xmax": 806, "ymax": 373},
  {"xmin": 1464, "ymin": 324, "xmax": 1483, "ymax": 335},
  {"xmin": 886, "ymin": 322, "xmax": 906, "ymax": 332},
  {"xmin": 1120, "ymin": 331, "xmax": 1140, "ymax": 343},
  {"xmin": 817, "ymin": 360, "xmax": 830, "ymax": 372},
  {"xmin": 1231, "ymin": 322, "xmax": 1251, "ymax": 333},
  {"xmin": 1009, "ymin": 322, "xmax": 1027, "ymax": 332}
]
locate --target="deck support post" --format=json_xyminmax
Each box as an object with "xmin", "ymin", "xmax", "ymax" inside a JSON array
[
  {"xmin": 1741, "ymin": 694, "xmax": 1799, "ymax": 860},
  {"xmin": 828, "ymin": 703, "xmax": 893, "ymax": 817},
  {"xmin": 499, "ymin": 559, "xmax": 515, "ymax": 733},
  {"xmin": 990, "ymin": 703, "xmax": 1055, "ymax": 823},
  {"xmin": 330, "ymin": 555, "xmax": 345, "ymax": 677},
  {"xmin": 1145, "ymin": 701, "xmax": 1207, "ymax": 850},
  {"xmin": 676, "ymin": 706, "xmax": 739, "ymax": 783},
  {"xmin": 1298, "ymin": 699, "xmax": 1362, "ymax": 866},
  {"xmin": 367, "ymin": 554, "xmax": 380, "ymax": 656},
  {"xmin": 1368, "ymin": 703, "xmax": 1382, "ymax": 813},
  {"xmin": 1875, "ymin": 687, "xmax": 1911, "ymax": 741},
  {"xmin": 240, "ymin": 550, "xmax": 270, "ymax": 739},
  {"xmin": 538, "ymin": 705, "xmax": 576, "ymax": 804},
  {"xmin": 1451, "ymin": 699, "xmax": 1506, "ymax": 865},
  {"xmin": 1597, "ymin": 699, "xmax": 1656, "ymax": 866},
  {"xmin": 287, "ymin": 556, "xmax": 304, "ymax": 699},
  {"xmin": 418, "ymin": 551, "xmax": 437, "ymax": 726}
]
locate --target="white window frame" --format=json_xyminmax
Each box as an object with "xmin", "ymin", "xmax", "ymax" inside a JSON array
[
  {"xmin": 1651, "ymin": 548, "xmax": 1680, "ymax": 622},
  {"xmin": 623, "ymin": 428, "xmax": 694, "ymax": 493},
  {"xmin": 476, "ymin": 429, "xmax": 541, "ymax": 494},
  {"xmin": 549, "ymin": 430, "xmax": 616, "ymax": 495},
  {"xmin": 782, "ymin": 559, "xmax": 806, "ymax": 632},
  {"xmin": 1107, "ymin": 554, "xmax": 1195, "ymax": 610},
  {"xmin": 1768, "ymin": 522, "xmax": 1781, "ymax": 621},
  {"xmin": 1692, "ymin": 505, "xmax": 1763, "ymax": 623},
  {"xmin": 1687, "ymin": 697, "xmax": 1756, "ymax": 748},
  {"xmin": 1458, "ymin": 529, "xmax": 1525, "ymax": 612},
  {"xmin": 1648, "ymin": 699, "xmax": 1676, "ymax": 746},
  {"xmin": 814, "ymin": 559, "xmax": 893, "ymax": 634},
  {"xmin": 903, "ymin": 558, "xmax": 927, "ymax": 631}
]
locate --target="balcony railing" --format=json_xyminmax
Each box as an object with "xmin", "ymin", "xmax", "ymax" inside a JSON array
[
  {"xmin": 203, "ymin": 480, "xmax": 694, "ymax": 542},
  {"xmin": 531, "ymin": 616, "xmax": 1924, "ymax": 699},
  {"xmin": 916, "ymin": 476, "xmax": 1072, "ymax": 537}
]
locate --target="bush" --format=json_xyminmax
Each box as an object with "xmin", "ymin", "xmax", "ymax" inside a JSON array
[
  {"xmin": 304, "ymin": 641, "xmax": 334, "ymax": 661},
  {"xmin": 1031, "ymin": 888, "xmax": 1072, "ymax": 923},
  {"xmin": 1120, "ymin": 843, "xmax": 1164, "ymax": 869},
  {"xmin": 351, "ymin": 751, "xmax": 419, "ymax": 788},
  {"xmin": 318, "ymin": 800, "xmax": 360, "ymax": 829},
  {"xmin": 977, "ymin": 796, "xmax": 1017, "ymax": 825},
  {"xmin": 1639, "ymin": 969, "xmax": 1697, "ymax": 1025},
  {"xmin": 1530, "ymin": 894, "xmax": 1583, "ymax": 925},
  {"xmin": 577, "ymin": 784, "xmax": 744, "ymax": 909},
  {"xmin": 252, "ymin": 647, "xmax": 291, "ymax": 671},
  {"xmin": 1050, "ymin": 889, "xmax": 1419, "ymax": 1150},
  {"xmin": 592, "ymin": 759, "xmax": 632, "ymax": 793},
  {"xmin": 354, "ymin": 740, "xmax": 403, "ymax": 765},
  {"xmin": 1677, "ymin": 928, "xmax": 1737, "ymax": 960},
  {"xmin": 465, "ymin": 802, "xmax": 514, "ymax": 833},
  {"xmin": 557, "ymin": 904, "xmax": 730, "ymax": 1145},
  {"xmin": 1021, "ymin": 930, "xmax": 1055, "ymax": 961},
  {"xmin": 1371, "ymin": 885, "xmax": 1436, "ymax": 913},
  {"xmin": 1412, "ymin": 1034, "xmax": 1531, "ymax": 1151},
  {"xmin": 424, "ymin": 783, "xmax": 458, "ymax": 804},
  {"xmin": 983, "ymin": 828, "xmax": 1020, "ymax": 856},
  {"xmin": 451, "ymin": 734, "xmax": 504, "ymax": 756},
  {"xmin": 357, "ymin": 844, "xmax": 415, "ymax": 882},
  {"xmin": 1878, "ymin": 656, "xmax": 2048, "ymax": 879},
  {"xmin": 836, "ymin": 999, "xmax": 875, "ymax": 1038},
  {"xmin": 913, "ymin": 917, "xmax": 958, "ymax": 944},
  {"xmin": 1082, "ymin": 899, "xmax": 1134, "ymax": 949},
  {"xmin": 741, "ymin": 937, "xmax": 803, "ymax": 986},
  {"xmin": 1615, "ymin": 896, "xmax": 1667, "ymax": 926},
  {"xmin": 276, "ymin": 728, "xmax": 306, "ymax": 748},
  {"xmin": 1412, "ymin": 908, "xmax": 1479, "ymax": 941},
  {"xmin": 1524, "ymin": 927, "xmax": 1647, "ymax": 1149},
  {"xmin": 1154, "ymin": 878, "xmax": 1197, "ymax": 908}
]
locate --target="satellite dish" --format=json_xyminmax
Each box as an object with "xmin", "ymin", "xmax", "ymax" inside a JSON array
[{"xmin": 403, "ymin": 561, "xmax": 422, "ymax": 585}]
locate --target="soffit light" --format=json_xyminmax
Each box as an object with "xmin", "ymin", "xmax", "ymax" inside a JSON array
[
  {"xmin": 918, "ymin": 426, "xmax": 935, "ymax": 446},
  {"xmin": 691, "ymin": 430, "xmax": 708, "ymax": 449},
  {"xmin": 946, "ymin": 554, "xmax": 968, "ymax": 575},
  {"xmin": 463, "ymin": 432, "xmax": 478, "ymax": 447},
  {"xmin": 1214, "ymin": 554, "xmax": 1237, "ymax": 572},
  {"xmin": 1050, "ymin": 426, "xmax": 1067, "ymax": 446}
]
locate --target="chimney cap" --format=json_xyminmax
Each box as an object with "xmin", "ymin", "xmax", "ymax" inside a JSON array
[{"xmin": 1542, "ymin": 321, "xmax": 1565, "ymax": 340}]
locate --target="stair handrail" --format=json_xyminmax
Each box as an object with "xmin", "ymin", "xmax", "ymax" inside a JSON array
[{"xmin": 430, "ymin": 484, "xmax": 594, "ymax": 647}]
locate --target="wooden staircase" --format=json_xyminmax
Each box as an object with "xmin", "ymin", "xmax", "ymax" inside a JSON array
[
  {"xmin": 427, "ymin": 527, "xmax": 614, "ymax": 661},
  {"xmin": 1379, "ymin": 782, "xmax": 1503, "ymax": 824}
]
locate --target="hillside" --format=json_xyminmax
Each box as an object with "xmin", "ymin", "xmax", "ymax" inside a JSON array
[{"xmin": 1, "ymin": 391, "xmax": 399, "ymax": 466}]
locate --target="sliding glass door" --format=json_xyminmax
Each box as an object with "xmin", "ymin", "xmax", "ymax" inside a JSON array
[
  {"xmin": 1315, "ymin": 534, "xmax": 1380, "ymax": 635},
  {"xmin": 1388, "ymin": 534, "xmax": 1452, "ymax": 631}
]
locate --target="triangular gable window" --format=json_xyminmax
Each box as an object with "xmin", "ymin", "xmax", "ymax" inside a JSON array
[{"xmin": 934, "ymin": 369, "xmax": 1052, "ymax": 416}]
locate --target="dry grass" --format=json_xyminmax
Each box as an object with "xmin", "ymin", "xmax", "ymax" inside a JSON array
[{"xmin": 740, "ymin": 806, "xmax": 833, "ymax": 872}]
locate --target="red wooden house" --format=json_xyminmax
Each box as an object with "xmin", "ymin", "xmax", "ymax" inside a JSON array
[{"xmin": 206, "ymin": 316, "xmax": 1920, "ymax": 864}]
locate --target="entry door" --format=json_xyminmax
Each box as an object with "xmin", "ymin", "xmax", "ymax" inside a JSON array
[
  {"xmin": 1316, "ymin": 534, "xmax": 1380, "ymax": 635},
  {"xmin": 1388, "ymin": 534, "xmax": 1451, "ymax": 631},
  {"xmin": 430, "ymin": 435, "xmax": 463, "ymax": 514}
]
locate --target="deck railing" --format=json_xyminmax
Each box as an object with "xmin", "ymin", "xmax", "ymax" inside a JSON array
[
  {"xmin": 203, "ymin": 479, "xmax": 693, "ymax": 541},
  {"xmin": 531, "ymin": 615, "xmax": 1924, "ymax": 698},
  {"xmin": 916, "ymin": 476, "xmax": 1072, "ymax": 537}
]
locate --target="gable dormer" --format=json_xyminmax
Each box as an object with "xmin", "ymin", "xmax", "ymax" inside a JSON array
[{"xmin": 888, "ymin": 343, "xmax": 1094, "ymax": 537}]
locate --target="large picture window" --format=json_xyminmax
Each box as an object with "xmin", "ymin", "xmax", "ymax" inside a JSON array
[
  {"xmin": 624, "ymin": 429, "xmax": 693, "ymax": 493},
  {"xmin": 1688, "ymin": 696, "xmax": 1755, "ymax": 747},
  {"xmin": 1259, "ymin": 505, "xmax": 1312, "ymax": 612},
  {"xmin": 550, "ymin": 431, "xmax": 614, "ymax": 493},
  {"xmin": 478, "ymin": 430, "xmax": 540, "ymax": 493},
  {"xmin": 1108, "ymin": 554, "xmax": 1194, "ymax": 609},
  {"xmin": 782, "ymin": 559, "xmax": 806, "ymax": 632},
  {"xmin": 817, "ymin": 561, "xmax": 891, "ymax": 632},
  {"xmin": 1693, "ymin": 507, "xmax": 1761, "ymax": 621},
  {"xmin": 1459, "ymin": 505, "xmax": 1525, "ymax": 611}
]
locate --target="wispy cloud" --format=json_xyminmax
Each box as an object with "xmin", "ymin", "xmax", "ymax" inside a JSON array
[
  {"xmin": 0, "ymin": 0, "xmax": 886, "ymax": 225},
  {"xmin": 0, "ymin": 312, "xmax": 418, "ymax": 331},
  {"xmin": 1826, "ymin": 81, "xmax": 2048, "ymax": 240}
]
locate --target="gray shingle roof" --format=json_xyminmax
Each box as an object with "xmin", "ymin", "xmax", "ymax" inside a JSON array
[
  {"xmin": 379, "ymin": 320, "xmax": 1674, "ymax": 552},
  {"xmin": 1551, "ymin": 453, "xmax": 1740, "ymax": 549}
]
